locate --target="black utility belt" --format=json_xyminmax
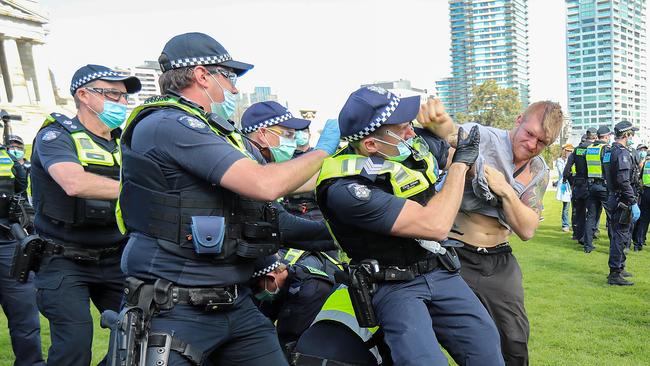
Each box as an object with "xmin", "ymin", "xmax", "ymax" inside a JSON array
[
  {"xmin": 42, "ymin": 241, "xmax": 123, "ymax": 261},
  {"xmin": 126, "ymin": 277, "xmax": 238, "ymax": 313},
  {"xmin": 459, "ymin": 242, "xmax": 511, "ymax": 255},
  {"xmin": 374, "ymin": 256, "xmax": 441, "ymax": 282},
  {"xmin": 587, "ymin": 178, "xmax": 605, "ymax": 185}
]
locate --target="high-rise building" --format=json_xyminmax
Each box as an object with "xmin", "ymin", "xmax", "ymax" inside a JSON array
[
  {"xmin": 441, "ymin": 0, "xmax": 530, "ymax": 116},
  {"xmin": 114, "ymin": 60, "xmax": 162, "ymax": 112},
  {"xmin": 565, "ymin": 0, "xmax": 647, "ymax": 141},
  {"xmin": 435, "ymin": 77, "xmax": 454, "ymax": 108}
]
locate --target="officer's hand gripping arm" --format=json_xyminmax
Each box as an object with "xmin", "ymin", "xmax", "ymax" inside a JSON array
[{"xmin": 389, "ymin": 127, "xmax": 477, "ymax": 241}]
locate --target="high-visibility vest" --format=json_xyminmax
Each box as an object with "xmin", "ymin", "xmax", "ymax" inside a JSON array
[
  {"xmin": 586, "ymin": 143, "xmax": 607, "ymax": 178},
  {"xmin": 642, "ymin": 159, "xmax": 650, "ymax": 187}
]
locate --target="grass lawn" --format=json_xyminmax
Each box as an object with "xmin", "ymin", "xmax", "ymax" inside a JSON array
[{"xmin": 0, "ymin": 195, "xmax": 648, "ymax": 365}]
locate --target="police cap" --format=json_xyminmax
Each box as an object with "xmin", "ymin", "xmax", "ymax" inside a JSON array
[
  {"xmin": 70, "ymin": 64, "xmax": 142, "ymax": 96},
  {"xmin": 614, "ymin": 120, "xmax": 639, "ymax": 136},
  {"xmin": 338, "ymin": 86, "xmax": 420, "ymax": 142},
  {"xmin": 158, "ymin": 32, "xmax": 253, "ymax": 76},
  {"xmin": 241, "ymin": 101, "xmax": 310, "ymax": 134},
  {"xmin": 251, "ymin": 253, "xmax": 287, "ymax": 278},
  {"xmin": 7, "ymin": 135, "xmax": 23, "ymax": 145},
  {"xmin": 596, "ymin": 125, "xmax": 611, "ymax": 136}
]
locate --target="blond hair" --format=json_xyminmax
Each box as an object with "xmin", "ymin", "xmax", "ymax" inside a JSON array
[{"xmin": 523, "ymin": 101, "xmax": 564, "ymax": 144}]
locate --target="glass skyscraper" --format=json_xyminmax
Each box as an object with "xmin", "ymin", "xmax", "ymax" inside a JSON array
[
  {"xmin": 565, "ymin": 0, "xmax": 647, "ymax": 139},
  {"xmin": 444, "ymin": 0, "xmax": 530, "ymax": 116}
]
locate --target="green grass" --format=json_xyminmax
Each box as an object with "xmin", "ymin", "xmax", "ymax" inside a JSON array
[{"xmin": 0, "ymin": 195, "xmax": 648, "ymax": 365}]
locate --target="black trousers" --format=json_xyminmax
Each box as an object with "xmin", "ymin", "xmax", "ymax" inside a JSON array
[
  {"xmin": 458, "ymin": 246, "xmax": 529, "ymax": 366},
  {"xmin": 632, "ymin": 188, "xmax": 650, "ymax": 247}
]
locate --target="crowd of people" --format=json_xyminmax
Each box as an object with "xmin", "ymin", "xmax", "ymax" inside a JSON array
[
  {"xmin": 1, "ymin": 30, "xmax": 633, "ymax": 366},
  {"xmin": 555, "ymin": 125, "xmax": 647, "ymax": 285}
]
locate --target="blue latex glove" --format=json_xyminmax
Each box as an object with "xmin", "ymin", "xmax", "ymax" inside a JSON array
[
  {"xmin": 315, "ymin": 119, "xmax": 341, "ymax": 155},
  {"xmin": 631, "ymin": 203, "xmax": 641, "ymax": 222}
]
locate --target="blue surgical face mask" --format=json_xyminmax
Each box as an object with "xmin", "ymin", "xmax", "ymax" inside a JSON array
[
  {"xmin": 640, "ymin": 151, "xmax": 647, "ymax": 159},
  {"xmin": 266, "ymin": 131, "xmax": 297, "ymax": 162},
  {"xmin": 374, "ymin": 135, "xmax": 413, "ymax": 162},
  {"xmin": 89, "ymin": 94, "xmax": 128, "ymax": 130},
  {"xmin": 8, "ymin": 148, "xmax": 24, "ymax": 160},
  {"xmin": 295, "ymin": 130, "xmax": 310, "ymax": 147},
  {"xmin": 207, "ymin": 74, "xmax": 237, "ymax": 120},
  {"xmin": 627, "ymin": 138, "xmax": 634, "ymax": 147}
]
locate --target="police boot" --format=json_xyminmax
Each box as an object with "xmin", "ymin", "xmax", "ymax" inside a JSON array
[
  {"xmin": 620, "ymin": 269, "xmax": 633, "ymax": 278},
  {"xmin": 607, "ymin": 271, "xmax": 634, "ymax": 286}
]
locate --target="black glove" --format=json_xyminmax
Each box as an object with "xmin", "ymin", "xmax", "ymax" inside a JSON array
[
  {"xmin": 8, "ymin": 195, "xmax": 24, "ymax": 224},
  {"xmin": 452, "ymin": 126, "xmax": 480, "ymax": 167}
]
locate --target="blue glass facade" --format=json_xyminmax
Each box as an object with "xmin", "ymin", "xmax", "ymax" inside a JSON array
[
  {"xmin": 565, "ymin": 0, "xmax": 647, "ymax": 138},
  {"xmin": 445, "ymin": 0, "xmax": 530, "ymax": 116}
]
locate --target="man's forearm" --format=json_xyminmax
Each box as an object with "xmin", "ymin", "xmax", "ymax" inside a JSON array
[
  {"xmin": 74, "ymin": 172, "xmax": 119, "ymax": 200},
  {"xmin": 423, "ymin": 163, "xmax": 469, "ymax": 233},
  {"xmin": 263, "ymin": 150, "xmax": 328, "ymax": 198},
  {"xmin": 500, "ymin": 189, "xmax": 539, "ymax": 241}
]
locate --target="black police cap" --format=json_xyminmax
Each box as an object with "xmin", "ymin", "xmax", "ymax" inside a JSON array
[
  {"xmin": 596, "ymin": 125, "xmax": 611, "ymax": 136},
  {"xmin": 158, "ymin": 32, "xmax": 254, "ymax": 76},
  {"xmin": 614, "ymin": 120, "xmax": 639, "ymax": 136}
]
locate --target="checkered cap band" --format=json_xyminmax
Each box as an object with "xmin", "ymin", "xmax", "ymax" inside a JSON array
[
  {"xmin": 252, "ymin": 261, "xmax": 281, "ymax": 278},
  {"xmin": 342, "ymin": 95, "xmax": 401, "ymax": 142},
  {"xmin": 70, "ymin": 71, "xmax": 121, "ymax": 94},
  {"xmin": 168, "ymin": 54, "xmax": 232, "ymax": 70},
  {"xmin": 242, "ymin": 112, "xmax": 294, "ymax": 134}
]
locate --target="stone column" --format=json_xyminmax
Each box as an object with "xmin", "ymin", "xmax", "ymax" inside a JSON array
[
  {"xmin": 30, "ymin": 42, "xmax": 55, "ymax": 105},
  {"xmin": 2, "ymin": 38, "xmax": 30, "ymax": 104},
  {"xmin": 0, "ymin": 36, "xmax": 9, "ymax": 103}
]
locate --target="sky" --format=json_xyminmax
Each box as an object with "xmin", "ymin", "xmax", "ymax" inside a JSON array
[{"xmin": 36, "ymin": 0, "xmax": 646, "ymax": 130}]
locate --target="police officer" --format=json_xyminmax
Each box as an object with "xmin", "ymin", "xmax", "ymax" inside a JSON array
[
  {"xmin": 7, "ymin": 135, "xmax": 30, "ymax": 170},
  {"xmin": 0, "ymin": 131, "xmax": 44, "ymax": 365},
  {"xmin": 30, "ymin": 64, "xmax": 141, "ymax": 365},
  {"xmin": 564, "ymin": 128, "xmax": 596, "ymax": 245},
  {"xmin": 286, "ymin": 121, "xmax": 324, "ymax": 220},
  {"xmin": 632, "ymin": 144, "xmax": 649, "ymax": 250},
  {"xmin": 316, "ymin": 86, "xmax": 503, "ymax": 365},
  {"xmin": 250, "ymin": 253, "xmax": 335, "ymax": 351},
  {"xmin": 117, "ymin": 32, "xmax": 340, "ymax": 365},
  {"xmin": 604, "ymin": 121, "xmax": 640, "ymax": 286},
  {"xmin": 582, "ymin": 126, "xmax": 611, "ymax": 253},
  {"xmin": 293, "ymin": 283, "xmax": 389, "ymax": 366},
  {"xmin": 240, "ymin": 101, "xmax": 340, "ymax": 275}
]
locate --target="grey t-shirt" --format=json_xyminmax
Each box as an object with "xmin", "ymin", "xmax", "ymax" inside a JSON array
[{"xmin": 458, "ymin": 123, "xmax": 549, "ymax": 230}]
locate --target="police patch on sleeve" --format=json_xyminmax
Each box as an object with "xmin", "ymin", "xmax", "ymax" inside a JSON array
[
  {"xmin": 177, "ymin": 115, "xmax": 208, "ymax": 131},
  {"xmin": 41, "ymin": 130, "xmax": 61, "ymax": 141},
  {"xmin": 347, "ymin": 183, "xmax": 371, "ymax": 201}
]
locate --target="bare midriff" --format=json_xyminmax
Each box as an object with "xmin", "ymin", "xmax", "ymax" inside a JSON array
[{"xmin": 448, "ymin": 211, "xmax": 510, "ymax": 248}]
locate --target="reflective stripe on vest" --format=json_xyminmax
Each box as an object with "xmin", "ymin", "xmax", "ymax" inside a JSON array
[
  {"xmin": 586, "ymin": 144, "xmax": 606, "ymax": 178},
  {"xmin": 313, "ymin": 285, "xmax": 381, "ymax": 362},
  {"xmin": 643, "ymin": 160, "xmax": 650, "ymax": 187},
  {"xmin": 40, "ymin": 115, "xmax": 121, "ymax": 167},
  {"xmin": 284, "ymin": 248, "xmax": 343, "ymax": 270},
  {"xmin": 0, "ymin": 150, "xmax": 15, "ymax": 179},
  {"xmin": 316, "ymin": 152, "xmax": 439, "ymax": 199},
  {"xmin": 115, "ymin": 97, "xmax": 254, "ymax": 234}
]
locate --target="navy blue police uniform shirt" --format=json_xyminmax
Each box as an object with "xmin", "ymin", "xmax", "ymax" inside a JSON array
[
  {"xmin": 324, "ymin": 128, "xmax": 449, "ymax": 238},
  {"xmin": 121, "ymin": 108, "xmax": 266, "ymax": 287},
  {"xmin": 31, "ymin": 118, "xmax": 125, "ymax": 247},
  {"xmin": 609, "ymin": 142, "xmax": 636, "ymax": 206}
]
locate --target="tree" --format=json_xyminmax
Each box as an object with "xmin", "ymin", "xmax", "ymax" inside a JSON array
[{"xmin": 455, "ymin": 80, "xmax": 522, "ymax": 130}]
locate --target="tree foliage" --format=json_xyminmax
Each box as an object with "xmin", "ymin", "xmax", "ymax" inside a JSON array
[{"xmin": 455, "ymin": 80, "xmax": 522, "ymax": 130}]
